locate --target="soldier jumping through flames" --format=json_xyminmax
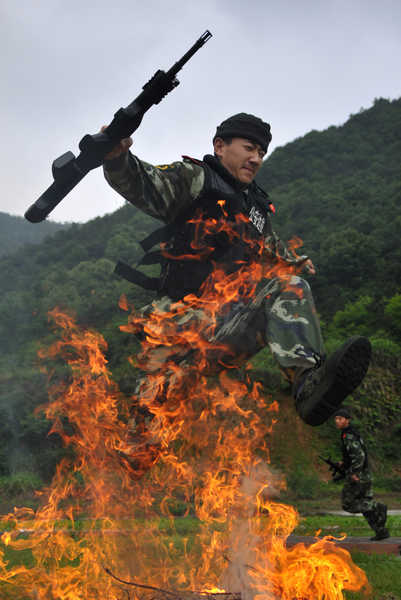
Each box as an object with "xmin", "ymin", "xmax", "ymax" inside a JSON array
[{"xmin": 102, "ymin": 112, "xmax": 371, "ymax": 475}]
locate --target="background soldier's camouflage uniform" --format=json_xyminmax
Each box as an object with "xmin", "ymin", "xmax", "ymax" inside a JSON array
[
  {"xmin": 104, "ymin": 152, "xmax": 325, "ymax": 371},
  {"xmin": 340, "ymin": 427, "xmax": 388, "ymax": 537}
]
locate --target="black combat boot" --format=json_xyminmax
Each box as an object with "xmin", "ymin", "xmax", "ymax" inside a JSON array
[
  {"xmin": 370, "ymin": 528, "xmax": 390, "ymax": 541},
  {"xmin": 293, "ymin": 336, "xmax": 371, "ymax": 426},
  {"xmin": 370, "ymin": 503, "xmax": 390, "ymax": 540},
  {"xmin": 364, "ymin": 503, "xmax": 390, "ymax": 540}
]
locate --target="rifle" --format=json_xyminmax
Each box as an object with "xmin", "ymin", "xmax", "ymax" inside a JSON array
[
  {"xmin": 319, "ymin": 455, "xmax": 346, "ymax": 482},
  {"xmin": 25, "ymin": 30, "xmax": 212, "ymax": 223}
]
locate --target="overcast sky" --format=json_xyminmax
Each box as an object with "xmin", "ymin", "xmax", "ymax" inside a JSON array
[{"xmin": 2, "ymin": 0, "xmax": 400, "ymax": 224}]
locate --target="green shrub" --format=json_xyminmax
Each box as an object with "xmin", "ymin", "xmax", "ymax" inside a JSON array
[
  {"xmin": 371, "ymin": 336, "xmax": 400, "ymax": 360},
  {"xmin": 286, "ymin": 463, "xmax": 321, "ymax": 499},
  {"xmin": 327, "ymin": 296, "xmax": 376, "ymax": 339},
  {"xmin": 373, "ymin": 475, "xmax": 401, "ymax": 492},
  {"xmin": 163, "ymin": 498, "xmax": 188, "ymax": 517},
  {"xmin": 0, "ymin": 472, "xmax": 43, "ymax": 496},
  {"xmin": 249, "ymin": 347, "xmax": 283, "ymax": 390}
]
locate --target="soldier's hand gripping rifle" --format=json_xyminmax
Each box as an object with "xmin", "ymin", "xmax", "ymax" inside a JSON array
[
  {"xmin": 25, "ymin": 31, "xmax": 212, "ymax": 223},
  {"xmin": 319, "ymin": 455, "xmax": 346, "ymax": 482}
]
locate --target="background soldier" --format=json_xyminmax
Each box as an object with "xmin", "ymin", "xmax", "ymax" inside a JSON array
[{"xmin": 333, "ymin": 407, "xmax": 390, "ymax": 541}]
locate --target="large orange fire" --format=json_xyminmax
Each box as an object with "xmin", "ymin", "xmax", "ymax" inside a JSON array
[{"xmin": 0, "ymin": 225, "xmax": 370, "ymax": 599}]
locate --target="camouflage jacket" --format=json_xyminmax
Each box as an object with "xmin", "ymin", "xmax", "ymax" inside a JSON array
[
  {"xmin": 103, "ymin": 151, "xmax": 308, "ymax": 268},
  {"xmin": 341, "ymin": 426, "xmax": 371, "ymax": 481}
]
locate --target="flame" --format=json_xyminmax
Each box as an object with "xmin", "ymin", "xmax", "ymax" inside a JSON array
[{"xmin": 0, "ymin": 218, "xmax": 370, "ymax": 599}]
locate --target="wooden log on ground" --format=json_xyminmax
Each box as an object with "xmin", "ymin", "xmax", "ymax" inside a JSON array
[{"xmin": 104, "ymin": 568, "xmax": 241, "ymax": 600}]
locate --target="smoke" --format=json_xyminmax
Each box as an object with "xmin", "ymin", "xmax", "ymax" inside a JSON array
[{"xmin": 221, "ymin": 464, "xmax": 286, "ymax": 600}]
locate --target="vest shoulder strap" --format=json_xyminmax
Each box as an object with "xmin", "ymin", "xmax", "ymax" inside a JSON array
[{"xmin": 182, "ymin": 155, "xmax": 204, "ymax": 166}]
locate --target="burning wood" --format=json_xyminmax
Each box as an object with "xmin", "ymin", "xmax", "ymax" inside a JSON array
[{"xmin": 105, "ymin": 567, "xmax": 241, "ymax": 600}]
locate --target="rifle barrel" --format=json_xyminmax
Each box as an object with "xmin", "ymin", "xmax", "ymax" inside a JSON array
[{"xmin": 167, "ymin": 30, "xmax": 212, "ymax": 77}]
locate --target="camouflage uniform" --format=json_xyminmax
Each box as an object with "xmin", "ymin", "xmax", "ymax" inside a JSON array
[
  {"xmin": 104, "ymin": 152, "xmax": 325, "ymax": 370},
  {"xmin": 340, "ymin": 426, "xmax": 388, "ymax": 537}
]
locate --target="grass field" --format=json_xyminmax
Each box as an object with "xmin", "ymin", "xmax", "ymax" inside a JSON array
[
  {"xmin": 346, "ymin": 552, "xmax": 401, "ymax": 599},
  {"xmin": 297, "ymin": 515, "xmax": 401, "ymax": 598},
  {"xmin": 294, "ymin": 513, "xmax": 401, "ymax": 538}
]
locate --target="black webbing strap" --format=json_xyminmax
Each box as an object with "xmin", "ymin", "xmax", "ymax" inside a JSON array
[
  {"xmin": 140, "ymin": 222, "xmax": 177, "ymax": 251},
  {"xmin": 140, "ymin": 202, "xmax": 196, "ymax": 251},
  {"xmin": 114, "ymin": 260, "xmax": 160, "ymax": 290},
  {"xmin": 139, "ymin": 250, "xmax": 163, "ymax": 265}
]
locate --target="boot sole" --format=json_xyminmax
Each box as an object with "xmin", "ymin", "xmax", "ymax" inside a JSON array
[{"xmin": 297, "ymin": 336, "xmax": 371, "ymax": 426}]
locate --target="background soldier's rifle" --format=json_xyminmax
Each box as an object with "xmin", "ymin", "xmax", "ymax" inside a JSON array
[
  {"xmin": 319, "ymin": 455, "xmax": 346, "ymax": 482},
  {"xmin": 25, "ymin": 30, "xmax": 212, "ymax": 223}
]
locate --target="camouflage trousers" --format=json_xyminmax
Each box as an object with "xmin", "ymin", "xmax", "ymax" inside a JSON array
[
  {"xmin": 128, "ymin": 275, "xmax": 325, "ymax": 475},
  {"xmin": 139, "ymin": 274, "xmax": 325, "ymax": 374},
  {"xmin": 211, "ymin": 274, "xmax": 325, "ymax": 369},
  {"xmin": 341, "ymin": 478, "xmax": 387, "ymax": 533}
]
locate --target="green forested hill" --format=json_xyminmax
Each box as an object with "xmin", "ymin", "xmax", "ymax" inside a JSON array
[
  {"xmin": 0, "ymin": 212, "xmax": 69, "ymax": 258},
  {"xmin": 0, "ymin": 205, "xmax": 158, "ymax": 479},
  {"xmin": 257, "ymin": 97, "xmax": 401, "ymax": 315},
  {"xmin": 0, "ymin": 97, "xmax": 400, "ymax": 485},
  {"xmin": 259, "ymin": 97, "xmax": 400, "ymax": 187},
  {"xmin": 0, "ymin": 206, "xmax": 157, "ymax": 357}
]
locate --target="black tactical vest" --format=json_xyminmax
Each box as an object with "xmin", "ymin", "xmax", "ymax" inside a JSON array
[{"xmin": 115, "ymin": 155, "xmax": 274, "ymax": 301}]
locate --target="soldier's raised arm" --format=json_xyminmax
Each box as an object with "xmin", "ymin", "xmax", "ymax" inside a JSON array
[{"xmin": 103, "ymin": 132, "xmax": 205, "ymax": 224}]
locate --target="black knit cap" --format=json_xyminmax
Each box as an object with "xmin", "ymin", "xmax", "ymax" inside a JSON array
[
  {"xmin": 333, "ymin": 407, "xmax": 352, "ymax": 420},
  {"xmin": 213, "ymin": 113, "xmax": 272, "ymax": 152}
]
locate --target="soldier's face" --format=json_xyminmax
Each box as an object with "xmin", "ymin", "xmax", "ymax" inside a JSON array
[
  {"xmin": 335, "ymin": 416, "xmax": 350, "ymax": 429},
  {"xmin": 214, "ymin": 138, "xmax": 266, "ymax": 184}
]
